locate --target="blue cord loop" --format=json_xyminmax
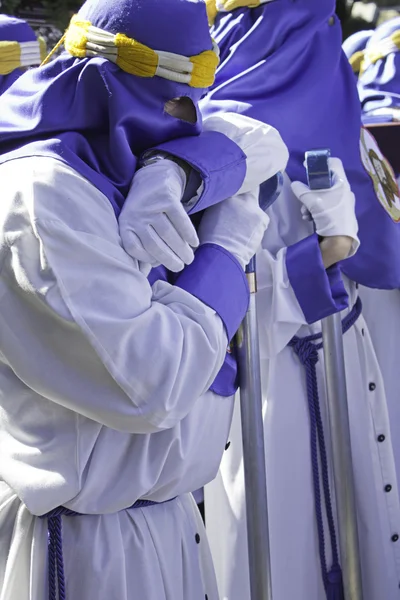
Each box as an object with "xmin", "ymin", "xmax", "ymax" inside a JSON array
[
  {"xmin": 40, "ymin": 498, "xmax": 175, "ymax": 600},
  {"xmin": 288, "ymin": 297, "xmax": 361, "ymax": 598}
]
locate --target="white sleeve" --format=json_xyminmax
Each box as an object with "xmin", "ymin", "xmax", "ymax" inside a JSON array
[
  {"xmin": 63, "ymin": 391, "xmax": 235, "ymax": 512},
  {"xmin": 202, "ymin": 112, "xmax": 289, "ymax": 193},
  {"xmin": 255, "ymin": 244, "xmax": 307, "ymax": 359},
  {"xmin": 255, "ymin": 179, "xmax": 309, "ymax": 361},
  {"xmin": 0, "ymin": 158, "xmax": 228, "ymax": 434}
]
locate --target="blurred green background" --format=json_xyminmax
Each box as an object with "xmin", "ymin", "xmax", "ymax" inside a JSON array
[{"xmin": 0, "ymin": 0, "xmax": 80, "ymax": 47}]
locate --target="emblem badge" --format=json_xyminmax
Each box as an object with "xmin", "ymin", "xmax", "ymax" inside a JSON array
[{"xmin": 360, "ymin": 127, "xmax": 400, "ymax": 222}]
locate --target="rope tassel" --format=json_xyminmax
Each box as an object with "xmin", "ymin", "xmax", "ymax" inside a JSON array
[
  {"xmin": 327, "ymin": 564, "xmax": 345, "ymax": 600},
  {"xmin": 288, "ymin": 298, "xmax": 361, "ymax": 600}
]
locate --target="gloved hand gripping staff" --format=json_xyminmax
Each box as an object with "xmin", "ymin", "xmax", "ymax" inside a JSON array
[{"xmin": 305, "ymin": 150, "xmax": 363, "ymax": 600}]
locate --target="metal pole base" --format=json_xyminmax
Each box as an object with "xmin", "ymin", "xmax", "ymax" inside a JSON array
[
  {"xmin": 322, "ymin": 313, "xmax": 363, "ymax": 600},
  {"xmin": 237, "ymin": 291, "xmax": 272, "ymax": 600}
]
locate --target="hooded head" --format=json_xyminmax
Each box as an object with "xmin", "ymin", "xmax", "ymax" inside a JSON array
[
  {"xmin": 0, "ymin": 0, "xmax": 218, "ymax": 215},
  {"xmin": 201, "ymin": 0, "xmax": 353, "ymax": 185},
  {"xmin": 342, "ymin": 29, "xmax": 373, "ymax": 78},
  {"xmin": 0, "ymin": 15, "xmax": 45, "ymax": 95},
  {"xmin": 356, "ymin": 17, "xmax": 400, "ymax": 174},
  {"xmin": 358, "ymin": 17, "xmax": 400, "ymax": 121},
  {"xmin": 205, "ymin": 0, "xmax": 274, "ymax": 26}
]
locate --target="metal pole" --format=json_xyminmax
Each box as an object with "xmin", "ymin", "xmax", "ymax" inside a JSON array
[
  {"xmin": 322, "ymin": 314, "xmax": 363, "ymax": 600},
  {"xmin": 236, "ymin": 174, "xmax": 282, "ymax": 600},
  {"xmin": 237, "ymin": 258, "xmax": 272, "ymax": 600},
  {"xmin": 306, "ymin": 149, "xmax": 363, "ymax": 600}
]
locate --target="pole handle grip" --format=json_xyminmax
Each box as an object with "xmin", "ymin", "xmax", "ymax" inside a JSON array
[{"xmin": 305, "ymin": 149, "xmax": 332, "ymax": 191}]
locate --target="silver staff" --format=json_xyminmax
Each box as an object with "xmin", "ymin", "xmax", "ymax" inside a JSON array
[
  {"xmin": 306, "ymin": 149, "xmax": 363, "ymax": 600},
  {"xmin": 236, "ymin": 173, "xmax": 282, "ymax": 600}
]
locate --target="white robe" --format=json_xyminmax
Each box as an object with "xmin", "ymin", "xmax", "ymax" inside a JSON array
[
  {"xmin": 0, "ymin": 156, "xmax": 236, "ymax": 600},
  {"xmin": 359, "ymin": 286, "xmax": 400, "ymax": 492},
  {"xmin": 205, "ymin": 174, "xmax": 400, "ymax": 600}
]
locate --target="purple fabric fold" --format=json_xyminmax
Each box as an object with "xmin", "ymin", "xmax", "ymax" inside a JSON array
[
  {"xmin": 175, "ymin": 243, "xmax": 249, "ymax": 341},
  {"xmin": 148, "ymin": 131, "xmax": 247, "ymax": 214},
  {"xmin": 286, "ymin": 234, "xmax": 349, "ymax": 324},
  {"xmin": 147, "ymin": 265, "xmax": 169, "ymax": 286},
  {"xmin": 0, "ymin": 70, "xmax": 21, "ymax": 96},
  {"xmin": 209, "ymin": 349, "xmax": 238, "ymax": 396},
  {"xmin": 182, "ymin": 168, "xmax": 202, "ymax": 206}
]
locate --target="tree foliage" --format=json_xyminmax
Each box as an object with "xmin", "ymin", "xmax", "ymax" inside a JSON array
[{"xmin": 1, "ymin": 0, "xmax": 80, "ymax": 29}]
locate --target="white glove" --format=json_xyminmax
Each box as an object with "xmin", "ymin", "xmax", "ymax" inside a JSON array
[
  {"xmin": 198, "ymin": 189, "xmax": 270, "ymax": 269},
  {"xmin": 291, "ymin": 157, "xmax": 360, "ymax": 257},
  {"xmin": 202, "ymin": 112, "xmax": 289, "ymax": 193},
  {"xmin": 119, "ymin": 160, "xmax": 199, "ymax": 272}
]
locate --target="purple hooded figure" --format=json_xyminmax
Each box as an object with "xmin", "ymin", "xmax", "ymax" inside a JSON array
[
  {"xmin": 0, "ymin": 14, "xmax": 45, "ymax": 94},
  {"xmin": 0, "ymin": 1, "xmax": 290, "ymax": 599},
  {"xmin": 195, "ymin": 2, "xmax": 400, "ymax": 600}
]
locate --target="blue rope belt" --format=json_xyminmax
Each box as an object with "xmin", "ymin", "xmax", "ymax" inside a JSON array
[
  {"xmin": 39, "ymin": 497, "xmax": 175, "ymax": 600},
  {"xmin": 287, "ymin": 297, "xmax": 362, "ymax": 600}
]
